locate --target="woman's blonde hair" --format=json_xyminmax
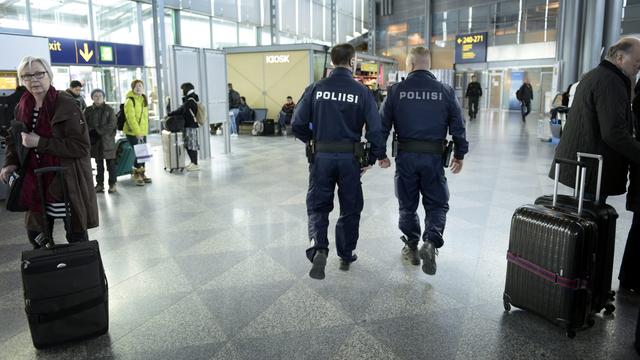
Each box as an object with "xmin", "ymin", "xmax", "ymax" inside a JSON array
[{"xmin": 17, "ymin": 56, "xmax": 53, "ymax": 85}]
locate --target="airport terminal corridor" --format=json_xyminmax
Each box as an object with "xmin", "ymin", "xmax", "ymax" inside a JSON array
[{"xmin": 0, "ymin": 111, "xmax": 638, "ymax": 359}]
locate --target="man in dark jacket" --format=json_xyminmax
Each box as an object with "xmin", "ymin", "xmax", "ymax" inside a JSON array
[
  {"xmin": 619, "ymin": 81, "xmax": 640, "ymax": 294},
  {"xmin": 228, "ymin": 83, "xmax": 241, "ymax": 136},
  {"xmin": 550, "ymin": 37, "xmax": 640, "ymax": 202},
  {"xmin": 465, "ymin": 75, "xmax": 482, "ymax": 120},
  {"xmin": 85, "ymin": 89, "xmax": 117, "ymax": 193},
  {"xmin": 66, "ymin": 80, "xmax": 87, "ymax": 111},
  {"xmin": 517, "ymin": 79, "xmax": 533, "ymax": 122}
]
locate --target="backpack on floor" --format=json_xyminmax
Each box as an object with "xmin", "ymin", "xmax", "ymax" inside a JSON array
[{"xmin": 252, "ymin": 120, "xmax": 264, "ymax": 136}]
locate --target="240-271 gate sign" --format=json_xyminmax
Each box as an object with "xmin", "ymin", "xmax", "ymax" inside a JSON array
[{"xmin": 455, "ymin": 32, "xmax": 488, "ymax": 64}]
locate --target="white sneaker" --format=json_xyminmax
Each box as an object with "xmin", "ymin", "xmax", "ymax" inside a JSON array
[
  {"xmin": 283, "ymin": 130, "xmax": 287, "ymax": 136},
  {"xmin": 186, "ymin": 163, "xmax": 200, "ymax": 171}
]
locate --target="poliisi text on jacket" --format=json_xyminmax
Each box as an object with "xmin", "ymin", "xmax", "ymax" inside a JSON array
[
  {"xmin": 315, "ymin": 91, "xmax": 359, "ymax": 103},
  {"xmin": 399, "ymin": 91, "xmax": 443, "ymax": 101}
]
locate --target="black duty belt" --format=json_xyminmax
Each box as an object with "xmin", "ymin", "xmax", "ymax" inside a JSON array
[
  {"xmin": 315, "ymin": 142, "xmax": 357, "ymax": 153},
  {"xmin": 397, "ymin": 140, "xmax": 444, "ymax": 154}
]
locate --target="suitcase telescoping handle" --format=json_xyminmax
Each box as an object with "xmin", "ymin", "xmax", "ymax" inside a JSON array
[
  {"xmin": 553, "ymin": 158, "xmax": 587, "ymax": 215},
  {"xmin": 576, "ymin": 152, "xmax": 603, "ymax": 204},
  {"xmin": 34, "ymin": 166, "xmax": 71, "ymax": 248}
]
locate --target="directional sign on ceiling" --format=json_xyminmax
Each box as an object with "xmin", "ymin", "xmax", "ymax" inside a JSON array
[
  {"xmin": 454, "ymin": 32, "xmax": 488, "ymax": 64},
  {"xmin": 48, "ymin": 37, "xmax": 144, "ymax": 67}
]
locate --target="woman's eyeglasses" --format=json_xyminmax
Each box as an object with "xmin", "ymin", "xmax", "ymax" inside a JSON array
[{"xmin": 20, "ymin": 71, "xmax": 47, "ymax": 82}]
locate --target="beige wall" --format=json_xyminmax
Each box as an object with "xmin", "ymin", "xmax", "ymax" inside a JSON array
[{"xmin": 226, "ymin": 50, "xmax": 311, "ymax": 119}]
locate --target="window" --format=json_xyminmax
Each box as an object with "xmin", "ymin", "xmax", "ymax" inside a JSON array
[
  {"xmin": 494, "ymin": 1, "xmax": 520, "ymax": 45},
  {"xmin": 93, "ymin": 0, "xmax": 139, "ymax": 44},
  {"xmin": 240, "ymin": 0, "xmax": 261, "ymax": 25},
  {"xmin": 214, "ymin": 0, "xmax": 238, "ymax": 22},
  {"xmin": 212, "ymin": 17, "xmax": 238, "ymax": 48},
  {"xmin": 31, "ymin": 0, "xmax": 91, "ymax": 39},
  {"xmin": 239, "ymin": 23, "xmax": 257, "ymax": 46},
  {"xmin": 181, "ymin": 12, "xmax": 212, "ymax": 48},
  {"xmin": 141, "ymin": 5, "xmax": 175, "ymax": 67},
  {"xmin": 0, "ymin": 0, "xmax": 28, "ymax": 30}
]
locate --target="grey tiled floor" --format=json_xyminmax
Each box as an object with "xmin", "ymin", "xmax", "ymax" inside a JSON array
[{"xmin": 0, "ymin": 110, "xmax": 638, "ymax": 359}]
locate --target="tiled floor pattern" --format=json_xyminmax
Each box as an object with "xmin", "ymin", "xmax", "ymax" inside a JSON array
[{"xmin": 0, "ymin": 110, "xmax": 638, "ymax": 359}]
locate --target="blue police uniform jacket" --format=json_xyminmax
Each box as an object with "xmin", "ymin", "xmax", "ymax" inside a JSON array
[
  {"xmin": 380, "ymin": 70, "xmax": 469, "ymax": 159},
  {"xmin": 292, "ymin": 67, "xmax": 386, "ymax": 162}
]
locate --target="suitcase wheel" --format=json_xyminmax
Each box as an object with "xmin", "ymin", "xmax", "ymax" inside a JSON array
[
  {"xmin": 608, "ymin": 290, "xmax": 616, "ymax": 301},
  {"xmin": 587, "ymin": 318, "xmax": 595, "ymax": 327},
  {"xmin": 502, "ymin": 293, "xmax": 512, "ymax": 312},
  {"xmin": 604, "ymin": 303, "xmax": 616, "ymax": 314}
]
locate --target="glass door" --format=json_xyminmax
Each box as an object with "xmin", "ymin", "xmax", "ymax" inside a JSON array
[
  {"xmin": 488, "ymin": 72, "xmax": 503, "ymax": 109},
  {"xmin": 69, "ymin": 66, "xmax": 96, "ymax": 106}
]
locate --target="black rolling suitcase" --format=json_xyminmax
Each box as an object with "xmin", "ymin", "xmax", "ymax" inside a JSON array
[
  {"xmin": 636, "ymin": 308, "xmax": 640, "ymax": 355},
  {"xmin": 503, "ymin": 158, "xmax": 599, "ymax": 338},
  {"xmin": 534, "ymin": 153, "xmax": 617, "ymax": 315},
  {"xmin": 21, "ymin": 167, "xmax": 108, "ymax": 349}
]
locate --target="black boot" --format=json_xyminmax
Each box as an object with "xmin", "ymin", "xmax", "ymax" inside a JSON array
[{"xmin": 309, "ymin": 249, "xmax": 328, "ymax": 280}]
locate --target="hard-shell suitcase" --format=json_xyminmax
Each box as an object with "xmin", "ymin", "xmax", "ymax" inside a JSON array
[
  {"xmin": 504, "ymin": 157, "xmax": 599, "ymax": 338},
  {"xmin": 162, "ymin": 130, "xmax": 185, "ymax": 172},
  {"xmin": 534, "ymin": 155, "xmax": 617, "ymax": 316},
  {"xmin": 22, "ymin": 167, "xmax": 108, "ymax": 349},
  {"xmin": 636, "ymin": 308, "xmax": 640, "ymax": 355},
  {"xmin": 114, "ymin": 138, "xmax": 135, "ymax": 177}
]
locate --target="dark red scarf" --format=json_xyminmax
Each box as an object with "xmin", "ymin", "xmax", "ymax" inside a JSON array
[{"xmin": 17, "ymin": 86, "xmax": 61, "ymax": 212}]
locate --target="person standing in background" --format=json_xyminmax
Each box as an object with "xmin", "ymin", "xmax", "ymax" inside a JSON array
[
  {"xmin": 465, "ymin": 75, "xmax": 482, "ymax": 120},
  {"xmin": 85, "ymin": 89, "xmax": 117, "ymax": 193}
]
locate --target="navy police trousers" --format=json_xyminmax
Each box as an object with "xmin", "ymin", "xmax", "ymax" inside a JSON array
[
  {"xmin": 306, "ymin": 153, "xmax": 363, "ymax": 262},
  {"xmin": 395, "ymin": 152, "xmax": 450, "ymax": 248}
]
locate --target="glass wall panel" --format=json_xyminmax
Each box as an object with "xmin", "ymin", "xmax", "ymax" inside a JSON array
[
  {"xmin": 494, "ymin": 1, "xmax": 520, "ymax": 45},
  {"xmin": 280, "ymin": 0, "xmax": 296, "ymax": 34},
  {"xmin": 141, "ymin": 5, "xmax": 175, "ymax": 67},
  {"xmin": 298, "ymin": 0, "xmax": 311, "ymax": 38},
  {"xmin": 181, "ymin": 12, "xmax": 212, "ymax": 48},
  {"xmin": 31, "ymin": 0, "xmax": 91, "ymax": 39},
  {"xmin": 93, "ymin": 0, "xmax": 139, "ymax": 44},
  {"xmin": 212, "ymin": 17, "xmax": 238, "ymax": 48},
  {"xmin": 312, "ymin": 1, "xmax": 325, "ymax": 41},
  {"xmin": 239, "ymin": 23, "xmax": 257, "ymax": 46},
  {"xmin": 0, "ymin": 0, "xmax": 28, "ymax": 30},
  {"xmin": 241, "ymin": 0, "xmax": 261, "ymax": 25},
  {"xmin": 214, "ymin": 0, "xmax": 238, "ymax": 21},
  {"xmin": 261, "ymin": 0, "xmax": 271, "ymax": 26},
  {"xmin": 470, "ymin": 5, "xmax": 490, "ymax": 34}
]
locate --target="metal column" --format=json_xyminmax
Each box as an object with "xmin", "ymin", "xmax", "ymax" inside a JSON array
[
  {"xmin": 579, "ymin": 0, "xmax": 606, "ymax": 76},
  {"xmin": 152, "ymin": 0, "xmax": 168, "ymax": 122},
  {"xmin": 424, "ymin": 0, "xmax": 431, "ymax": 51},
  {"xmin": 331, "ymin": 0, "xmax": 336, "ymax": 45},
  {"xmin": 603, "ymin": 0, "xmax": 623, "ymax": 55},
  {"xmin": 557, "ymin": 0, "xmax": 583, "ymax": 91}
]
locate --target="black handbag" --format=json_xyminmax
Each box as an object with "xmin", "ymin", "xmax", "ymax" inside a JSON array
[{"xmin": 6, "ymin": 120, "xmax": 28, "ymax": 212}]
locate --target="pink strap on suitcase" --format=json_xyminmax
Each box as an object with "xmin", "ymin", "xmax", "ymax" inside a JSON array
[{"xmin": 507, "ymin": 251, "xmax": 584, "ymax": 289}]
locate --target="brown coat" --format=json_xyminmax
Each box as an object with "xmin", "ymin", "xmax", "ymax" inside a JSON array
[
  {"xmin": 5, "ymin": 91, "xmax": 99, "ymax": 232},
  {"xmin": 84, "ymin": 104, "xmax": 117, "ymax": 159}
]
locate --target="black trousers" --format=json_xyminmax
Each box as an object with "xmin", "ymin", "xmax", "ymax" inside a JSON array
[
  {"xmin": 521, "ymin": 101, "xmax": 531, "ymax": 120},
  {"xmin": 468, "ymin": 97, "xmax": 479, "ymax": 118},
  {"xmin": 27, "ymin": 215, "xmax": 88, "ymax": 249},
  {"xmin": 96, "ymin": 158, "xmax": 116, "ymax": 186},
  {"xmin": 619, "ymin": 211, "xmax": 640, "ymax": 289}
]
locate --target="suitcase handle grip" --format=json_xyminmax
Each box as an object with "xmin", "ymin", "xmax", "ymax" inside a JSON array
[
  {"xmin": 34, "ymin": 166, "xmax": 66, "ymax": 175},
  {"xmin": 576, "ymin": 153, "xmax": 603, "ymax": 204},
  {"xmin": 553, "ymin": 160, "xmax": 587, "ymax": 215}
]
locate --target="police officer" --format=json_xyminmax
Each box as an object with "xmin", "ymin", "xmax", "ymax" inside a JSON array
[
  {"xmin": 292, "ymin": 43, "xmax": 390, "ymax": 280},
  {"xmin": 380, "ymin": 46, "xmax": 469, "ymax": 275}
]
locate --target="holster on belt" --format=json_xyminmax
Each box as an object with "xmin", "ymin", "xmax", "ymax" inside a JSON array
[
  {"xmin": 355, "ymin": 142, "xmax": 371, "ymax": 168},
  {"xmin": 305, "ymin": 141, "xmax": 315, "ymax": 164},
  {"xmin": 442, "ymin": 141, "xmax": 454, "ymax": 168},
  {"xmin": 391, "ymin": 132, "xmax": 398, "ymax": 157}
]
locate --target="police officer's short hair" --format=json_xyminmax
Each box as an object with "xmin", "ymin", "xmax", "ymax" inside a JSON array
[
  {"xmin": 606, "ymin": 37, "xmax": 640, "ymax": 60},
  {"xmin": 407, "ymin": 47, "xmax": 431, "ymax": 66},
  {"xmin": 331, "ymin": 43, "xmax": 356, "ymax": 67}
]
